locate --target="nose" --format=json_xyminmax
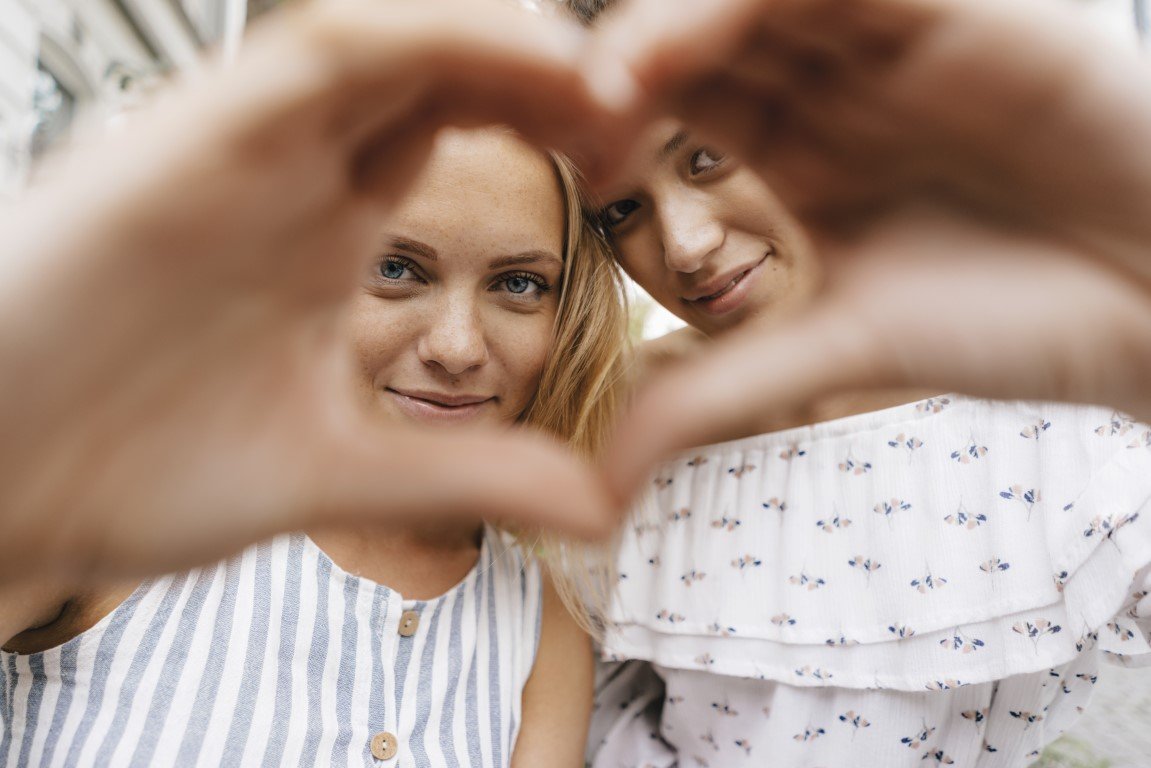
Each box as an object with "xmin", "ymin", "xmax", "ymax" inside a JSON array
[
  {"xmin": 417, "ymin": 296, "xmax": 488, "ymax": 376},
  {"xmin": 657, "ymin": 191, "xmax": 724, "ymax": 274}
]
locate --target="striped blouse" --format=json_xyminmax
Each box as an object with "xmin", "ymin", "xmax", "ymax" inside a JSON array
[{"xmin": 0, "ymin": 525, "xmax": 543, "ymax": 767}]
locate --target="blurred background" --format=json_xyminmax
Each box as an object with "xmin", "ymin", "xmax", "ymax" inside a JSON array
[
  {"xmin": 0, "ymin": 1, "xmax": 1148, "ymax": 765},
  {"xmin": 0, "ymin": 0, "xmax": 242, "ymax": 196}
]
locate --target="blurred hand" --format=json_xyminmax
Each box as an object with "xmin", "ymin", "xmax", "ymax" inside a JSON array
[
  {"xmin": 590, "ymin": 0, "xmax": 1151, "ymax": 501},
  {"xmin": 0, "ymin": 0, "xmax": 615, "ymax": 584}
]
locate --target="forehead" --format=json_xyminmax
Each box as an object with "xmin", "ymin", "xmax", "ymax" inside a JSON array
[
  {"xmin": 633, "ymin": 118, "xmax": 687, "ymax": 161},
  {"xmin": 387, "ymin": 128, "xmax": 565, "ymax": 257},
  {"xmin": 602, "ymin": 118, "xmax": 690, "ymax": 198}
]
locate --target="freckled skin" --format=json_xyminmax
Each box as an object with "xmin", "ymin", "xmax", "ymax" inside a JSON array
[
  {"xmin": 325, "ymin": 129, "xmax": 571, "ymax": 597},
  {"xmin": 349, "ymin": 130, "xmax": 566, "ymax": 430},
  {"xmin": 3, "ymin": 130, "xmax": 575, "ymax": 647}
]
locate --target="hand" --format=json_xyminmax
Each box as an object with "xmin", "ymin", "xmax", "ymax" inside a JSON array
[
  {"xmin": 604, "ymin": 203, "xmax": 1151, "ymax": 500},
  {"xmin": 589, "ymin": 0, "xmax": 1151, "ymax": 501},
  {"xmin": 0, "ymin": 0, "xmax": 614, "ymax": 584},
  {"xmin": 592, "ymin": 0, "xmax": 1151, "ymax": 278}
]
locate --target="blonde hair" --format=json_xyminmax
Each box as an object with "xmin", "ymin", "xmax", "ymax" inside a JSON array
[{"xmin": 518, "ymin": 151, "xmax": 629, "ymax": 636}]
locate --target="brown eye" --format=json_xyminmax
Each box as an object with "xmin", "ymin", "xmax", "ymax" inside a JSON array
[
  {"xmin": 689, "ymin": 147, "xmax": 726, "ymax": 177},
  {"xmin": 602, "ymin": 199, "xmax": 641, "ymax": 228}
]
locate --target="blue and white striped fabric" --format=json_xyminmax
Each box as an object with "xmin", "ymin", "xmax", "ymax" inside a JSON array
[{"xmin": 0, "ymin": 525, "xmax": 543, "ymax": 767}]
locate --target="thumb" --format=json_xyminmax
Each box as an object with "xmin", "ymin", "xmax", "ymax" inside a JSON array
[
  {"xmin": 602, "ymin": 301, "xmax": 887, "ymax": 505},
  {"xmin": 308, "ymin": 424, "xmax": 617, "ymax": 540}
]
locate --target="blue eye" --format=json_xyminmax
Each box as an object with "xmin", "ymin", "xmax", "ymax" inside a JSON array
[
  {"xmin": 379, "ymin": 258, "xmax": 414, "ymax": 280},
  {"xmin": 601, "ymin": 199, "xmax": 640, "ymax": 229},
  {"xmin": 495, "ymin": 272, "xmax": 549, "ymax": 299},
  {"xmin": 506, "ymin": 276, "xmax": 531, "ymax": 294}
]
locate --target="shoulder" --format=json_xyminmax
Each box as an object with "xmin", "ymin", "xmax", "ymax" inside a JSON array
[
  {"xmin": 533, "ymin": 571, "xmax": 592, "ymax": 688},
  {"xmin": 538, "ymin": 569, "xmax": 586, "ymax": 649},
  {"xmin": 481, "ymin": 526, "xmax": 545, "ymax": 630},
  {"xmin": 635, "ymin": 327, "xmax": 709, "ymax": 380},
  {"xmin": 484, "ymin": 526, "xmax": 541, "ymax": 581}
]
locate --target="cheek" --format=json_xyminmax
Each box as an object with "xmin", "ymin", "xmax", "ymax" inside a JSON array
[
  {"xmin": 615, "ymin": 237, "xmax": 669, "ymax": 295},
  {"xmin": 730, "ymin": 174, "xmax": 814, "ymax": 259},
  {"xmin": 726, "ymin": 176, "xmax": 821, "ymax": 292},
  {"xmin": 348, "ymin": 296, "xmax": 418, "ymax": 394},
  {"xmin": 487, "ymin": 311, "xmax": 555, "ymax": 410}
]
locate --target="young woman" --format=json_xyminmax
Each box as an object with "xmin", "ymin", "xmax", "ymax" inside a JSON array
[
  {"xmin": 0, "ymin": 127, "xmax": 628, "ymax": 767},
  {"xmin": 586, "ymin": 115, "xmax": 1151, "ymax": 767},
  {"xmin": 0, "ymin": 0, "xmax": 624, "ymax": 593}
]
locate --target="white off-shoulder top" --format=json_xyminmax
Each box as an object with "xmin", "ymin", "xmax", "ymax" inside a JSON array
[{"xmin": 594, "ymin": 396, "xmax": 1151, "ymax": 768}]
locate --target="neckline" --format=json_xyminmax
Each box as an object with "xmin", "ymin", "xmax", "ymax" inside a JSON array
[
  {"xmin": 1, "ymin": 529, "xmax": 499, "ymax": 661},
  {"xmin": 299, "ymin": 525, "xmax": 491, "ymax": 606},
  {"xmin": 668, "ymin": 393, "xmax": 964, "ymax": 458}
]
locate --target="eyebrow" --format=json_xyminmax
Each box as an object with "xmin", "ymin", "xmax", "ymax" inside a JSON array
[
  {"xmin": 390, "ymin": 236, "xmax": 438, "ymax": 260},
  {"xmin": 659, "ymin": 129, "xmax": 690, "ymax": 160},
  {"xmin": 389, "ymin": 236, "xmax": 561, "ymax": 271},
  {"xmin": 488, "ymin": 251, "xmax": 563, "ymax": 270}
]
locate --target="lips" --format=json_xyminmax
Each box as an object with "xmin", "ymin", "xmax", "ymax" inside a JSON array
[
  {"xmin": 677, "ymin": 252, "xmax": 770, "ymax": 320},
  {"xmin": 683, "ymin": 255, "xmax": 768, "ymax": 304},
  {"xmin": 688, "ymin": 268, "xmax": 752, "ymax": 303},
  {"xmin": 385, "ymin": 388, "xmax": 496, "ymax": 423},
  {"xmin": 389, "ymin": 389, "xmax": 493, "ymax": 408}
]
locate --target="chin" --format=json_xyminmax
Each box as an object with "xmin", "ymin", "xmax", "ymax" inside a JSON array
[{"xmin": 692, "ymin": 311, "xmax": 746, "ymax": 337}]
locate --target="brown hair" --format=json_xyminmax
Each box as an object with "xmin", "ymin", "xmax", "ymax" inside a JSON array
[{"xmin": 567, "ymin": 0, "xmax": 618, "ymax": 25}]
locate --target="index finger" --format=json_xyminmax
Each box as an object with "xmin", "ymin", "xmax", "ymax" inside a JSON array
[
  {"xmin": 258, "ymin": 0, "xmax": 608, "ymax": 150},
  {"xmin": 602, "ymin": 302, "xmax": 886, "ymax": 505}
]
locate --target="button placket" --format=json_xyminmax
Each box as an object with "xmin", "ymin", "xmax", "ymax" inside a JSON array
[{"xmin": 368, "ymin": 589, "xmax": 402, "ymax": 763}]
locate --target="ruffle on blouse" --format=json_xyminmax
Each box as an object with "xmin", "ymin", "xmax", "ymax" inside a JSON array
[{"xmin": 603, "ymin": 397, "xmax": 1151, "ymax": 692}]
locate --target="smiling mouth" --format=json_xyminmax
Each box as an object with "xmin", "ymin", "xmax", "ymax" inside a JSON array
[
  {"xmin": 386, "ymin": 389, "xmax": 495, "ymax": 409},
  {"xmin": 685, "ymin": 253, "xmax": 770, "ymax": 305},
  {"xmin": 690, "ymin": 269, "xmax": 752, "ymax": 303}
]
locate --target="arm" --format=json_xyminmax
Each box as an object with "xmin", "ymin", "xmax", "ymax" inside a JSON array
[
  {"xmin": 590, "ymin": 0, "xmax": 1151, "ymax": 500},
  {"xmin": 512, "ymin": 574, "xmax": 595, "ymax": 768},
  {"xmin": 637, "ymin": 328, "xmax": 935, "ymax": 439},
  {"xmin": 636, "ymin": 326, "xmax": 709, "ymax": 377}
]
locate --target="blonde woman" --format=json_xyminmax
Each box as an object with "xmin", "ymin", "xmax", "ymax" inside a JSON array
[
  {"xmin": 0, "ymin": 0, "xmax": 620, "ymax": 594},
  {"xmin": 0, "ymin": 124, "xmax": 627, "ymax": 767}
]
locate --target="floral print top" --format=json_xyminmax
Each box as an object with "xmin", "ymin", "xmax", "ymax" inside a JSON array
[{"xmin": 592, "ymin": 396, "xmax": 1151, "ymax": 768}]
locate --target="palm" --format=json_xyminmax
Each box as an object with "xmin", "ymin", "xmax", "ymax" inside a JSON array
[
  {"xmin": 596, "ymin": 0, "xmax": 1151, "ymax": 499},
  {"xmin": 810, "ymin": 204, "xmax": 1151, "ymax": 411},
  {"xmin": 691, "ymin": 0, "xmax": 1151, "ymax": 414},
  {"xmin": 609, "ymin": 0, "xmax": 1151, "ymax": 279}
]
